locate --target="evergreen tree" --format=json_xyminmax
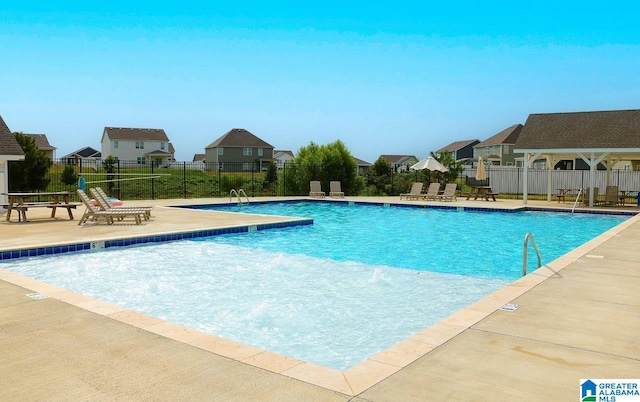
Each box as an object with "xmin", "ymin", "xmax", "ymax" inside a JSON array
[{"xmin": 8, "ymin": 132, "xmax": 52, "ymax": 192}]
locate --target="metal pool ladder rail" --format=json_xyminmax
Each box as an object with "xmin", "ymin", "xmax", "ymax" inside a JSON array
[
  {"xmin": 229, "ymin": 189, "xmax": 249, "ymax": 205},
  {"xmin": 523, "ymin": 232, "xmax": 542, "ymax": 276},
  {"xmin": 571, "ymin": 188, "xmax": 583, "ymax": 215}
]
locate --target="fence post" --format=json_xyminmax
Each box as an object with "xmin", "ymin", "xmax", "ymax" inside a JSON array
[
  {"xmin": 183, "ymin": 162, "xmax": 187, "ymax": 199},
  {"xmin": 151, "ymin": 161, "xmax": 155, "ymax": 200}
]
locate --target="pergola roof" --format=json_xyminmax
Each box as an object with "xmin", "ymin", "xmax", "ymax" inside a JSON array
[
  {"xmin": 514, "ymin": 109, "xmax": 640, "ymax": 206},
  {"xmin": 515, "ymin": 109, "xmax": 640, "ymax": 160}
]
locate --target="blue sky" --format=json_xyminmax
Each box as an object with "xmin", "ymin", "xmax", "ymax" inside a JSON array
[{"xmin": 2, "ymin": 2, "xmax": 639, "ymax": 162}]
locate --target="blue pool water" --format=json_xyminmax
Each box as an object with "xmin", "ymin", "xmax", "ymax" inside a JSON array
[
  {"xmin": 2, "ymin": 201, "xmax": 628, "ymax": 370},
  {"xmin": 197, "ymin": 201, "xmax": 628, "ymax": 280}
]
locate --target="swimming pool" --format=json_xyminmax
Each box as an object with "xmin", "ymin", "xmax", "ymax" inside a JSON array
[{"xmin": 2, "ymin": 201, "xmax": 628, "ymax": 370}]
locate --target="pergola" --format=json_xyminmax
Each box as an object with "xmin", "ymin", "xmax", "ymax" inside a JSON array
[{"xmin": 514, "ymin": 109, "xmax": 640, "ymax": 207}]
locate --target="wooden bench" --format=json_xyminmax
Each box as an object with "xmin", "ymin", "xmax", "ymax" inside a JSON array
[{"xmin": 487, "ymin": 193, "xmax": 499, "ymax": 201}]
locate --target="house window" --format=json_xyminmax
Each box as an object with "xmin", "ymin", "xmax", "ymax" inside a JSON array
[
  {"xmin": 114, "ymin": 140, "xmax": 118, "ymax": 149},
  {"xmin": 258, "ymin": 148, "xmax": 263, "ymax": 157},
  {"xmin": 160, "ymin": 142, "xmax": 165, "ymax": 150},
  {"xmin": 243, "ymin": 162, "xmax": 252, "ymax": 171},
  {"xmin": 137, "ymin": 157, "xmax": 145, "ymax": 164},
  {"xmin": 485, "ymin": 146, "xmax": 490, "ymax": 154},
  {"xmin": 218, "ymin": 147, "xmax": 224, "ymax": 155},
  {"xmin": 243, "ymin": 148, "xmax": 252, "ymax": 156},
  {"xmin": 136, "ymin": 141, "xmax": 144, "ymax": 149}
]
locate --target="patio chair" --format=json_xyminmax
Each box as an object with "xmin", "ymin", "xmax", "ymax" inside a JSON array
[
  {"xmin": 602, "ymin": 185, "xmax": 619, "ymax": 206},
  {"xmin": 582, "ymin": 187, "xmax": 600, "ymax": 206},
  {"xmin": 76, "ymin": 189, "xmax": 143, "ymax": 225},
  {"xmin": 93, "ymin": 187, "xmax": 153, "ymax": 219},
  {"xmin": 400, "ymin": 182, "xmax": 424, "ymax": 200},
  {"xmin": 329, "ymin": 181, "xmax": 344, "ymax": 198},
  {"xmin": 422, "ymin": 182, "xmax": 441, "ymax": 201},
  {"xmin": 437, "ymin": 183, "xmax": 458, "ymax": 202},
  {"xmin": 309, "ymin": 181, "xmax": 325, "ymax": 198}
]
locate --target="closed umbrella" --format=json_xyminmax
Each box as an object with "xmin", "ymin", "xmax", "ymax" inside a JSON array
[
  {"xmin": 410, "ymin": 157, "xmax": 448, "ymax": 172},
  {"xmin": 476, "ymin": 157, "xmax": 487, "ymax": 181}
]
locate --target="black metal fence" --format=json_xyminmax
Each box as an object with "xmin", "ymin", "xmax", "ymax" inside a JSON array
[{"xmin": 22, "ymin": 159, "xmax": 640, "ymax": 201}]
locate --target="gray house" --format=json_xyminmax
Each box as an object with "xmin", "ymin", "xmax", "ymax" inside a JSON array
[
  {"xmin": 204, "ymin": 128, "xmax": 275, "ymax": 171},
  {"xmin": 473, "ymin": 124, "xmax": 523, "ymax": 166},
  {"xmin": 23, "ymin": 134, "xmax": 57, "ymax": 159},
  {"xmin": 515, "ymin": 109, "xmax": 640, "ymax": 205},
  {"xmin": 436, "ymin": 139, "xmax": 479, "ymax": 162},
  {"xmin": 0, "ymin": 115, "xmax": 25, "ymax": 205}
]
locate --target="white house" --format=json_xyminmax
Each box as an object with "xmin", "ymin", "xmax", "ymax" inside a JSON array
[
  {"xmin": 101, "ymin": 127, "xmax": 174, "ymax": 165},
  {"xmin": 273, "ymin": 150, "xmax": 294, "ymax": 168},
  {"xmin": 0, "ymin": 115, "xmax": 25, "ymax": 206}
]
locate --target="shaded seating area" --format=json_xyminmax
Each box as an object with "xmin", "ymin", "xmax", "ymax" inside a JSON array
[
  {"xmin": 309, "ymin": 181, "xmax": 325, "ymax": 198},
  {"xmin": 329, "ymin": 181, "xmax": 344, "ymax": 198},
  {"xmin": 77, "ymin": 189, "xmax": 145, "ymax": 225}
]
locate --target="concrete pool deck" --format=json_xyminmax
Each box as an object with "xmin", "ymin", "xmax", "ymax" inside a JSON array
[{"xmin": 1, "ymin": 196, "xmax": 639, "ymax": 401}]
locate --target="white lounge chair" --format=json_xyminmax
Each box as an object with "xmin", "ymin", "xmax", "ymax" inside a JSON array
[
  {"xmin": 309, "ymin": 181, "xmax": 325, "ymax": 198},
  {"xmin": 77, "ymin": 189, "xmax": 144, "ymax": 225},
  {"xmin": 400, "ymin": 182, "xmax": 424, "ymax": 200},
  {"xmin": 329, "ymin": 181, "xmax": 344, "ymax": 198},
  {"xmin": 93, "ymin": 187, "xmax": 153, "ymax": 219}
]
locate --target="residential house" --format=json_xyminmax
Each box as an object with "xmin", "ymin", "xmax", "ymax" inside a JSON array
[
  {"xmin": 473, "ymin": 124, "xmax": 523, "ymax": 166},
  {"xmin": 380, "ymin": 155, "xmax": 418, "ymax": 172},
  {"xmin": 204, "ymin": 128, "xmax": 275, "ymax": 171},
  {"xmin": 101, "ymin": 127, "xmax": 174, "ymax": 165},
  {"xmin": 23, "ymin": 134, "xmax": 56, "ymax": 159},
  {"xmin": 192, "ymin": 153, "xmax": 205, "ymax": 162},
  {"xmin": 273, "ymin": 150, "xmax": 295, "ymax": 168},
  {"xmin": 435, "ymin": 139, "xmax": 479, "ymax": 162},
  {"xmin": 354, "ymin": 158, "xmax": 371, "ymax": 176},
  {"xmin": 60, "ymin": 146, "xmax": 102, "ymax": 170},
  {"xmin": 0, "ymin": 115, "xmax": 25, "ymax": 205}
]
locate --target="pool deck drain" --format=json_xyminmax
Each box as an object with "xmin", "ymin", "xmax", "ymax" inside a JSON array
[{"xmin": 1, "ymin": 196, "xmax": 639, "ymax": 400}]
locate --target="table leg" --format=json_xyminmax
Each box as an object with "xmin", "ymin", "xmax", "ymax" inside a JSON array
[
  {"xmin": 5, "ymin": 196, "xmax": 13, "ymax": 221},
  {"xmin": 64, "ymin": 194, "xmax": 74, "ymax": 219}
]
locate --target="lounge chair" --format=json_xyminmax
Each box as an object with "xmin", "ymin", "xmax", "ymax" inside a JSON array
[
  {"xmin": 329, "ymin": 181, "xmax": 344, "ymax": 198},
  {"xmin": 309, "ymin": 181, "xmax": 325, "ymax": 198},
  {"xmin": 437, "ymin": 183, "xmax": 458, "ymax": 202},
  {"xmin": 400, "ymin": 182, "xmax": 424, "ymax": 200},
  {"xmin": 93, "ymin": 187, "xmax": 153, "ymax": 219},
  {"xmin": 422, "ymin": 182, "xmax": 441, "ymax": 201},
  {"xmin": 76, "ymin": 189, "xmax": 144, "ymax": 225}
]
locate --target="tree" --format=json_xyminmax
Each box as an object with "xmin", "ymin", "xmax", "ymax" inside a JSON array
[
  {"xmin": 102, "ymin": 156, "xmax": 117, "ymax": 194},
  {"xmin": 430, "ymin": 151, "xmax": 463, "ymax": 183},
  {"xmin": 287, "ymin": 140, "xmax": 360, "ymax": 195},
  {"xmin": 8, "ymin": 132, "xmax": 52, "ymax": 192},
  {"xmin": 60, "ymin": 164, "xmax": 78, "ymax": 186},
  {"xmin": 366, "ymin": 156, "xmax": 393, "ymax": 195}
]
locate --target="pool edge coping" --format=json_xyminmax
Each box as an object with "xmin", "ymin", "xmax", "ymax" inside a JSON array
[{"xmin": 0, "ymin": 199, "xmax": 638, "ymax": 396}]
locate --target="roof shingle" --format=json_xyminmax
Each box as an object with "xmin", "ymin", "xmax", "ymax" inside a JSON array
[
  {"xmin": 516, "ymin": 109, "xmax": 640, "ymax": 149},
  {"xmin": 0, "ymin": 115, "xmax": 25, "ymax": 156},
  {"xmin": 205, "ymin": 128, "xmax": 274, "ymax": 149}
]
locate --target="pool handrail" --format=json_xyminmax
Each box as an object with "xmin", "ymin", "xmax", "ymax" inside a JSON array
[
  {"xmin": 230, "ymin": 189, "xmax": 249, "ymax": 205},
  {"xmin": 523, "ymin": 232, "xmax": 542, "ymax": 276}
]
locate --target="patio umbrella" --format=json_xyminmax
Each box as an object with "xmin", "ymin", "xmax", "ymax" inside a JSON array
[
  {"xmin": 410, "ymin": 157, "xmax": 448, "ymax": 172},
  {"xmin": 475, "ymin": 157, "xmax": 487, "ymax": 181}
]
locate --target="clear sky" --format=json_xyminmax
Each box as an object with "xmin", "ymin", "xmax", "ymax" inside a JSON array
[{"xmin": 2, "ymin": 2, "xmax": 639, "ymax": 163}]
